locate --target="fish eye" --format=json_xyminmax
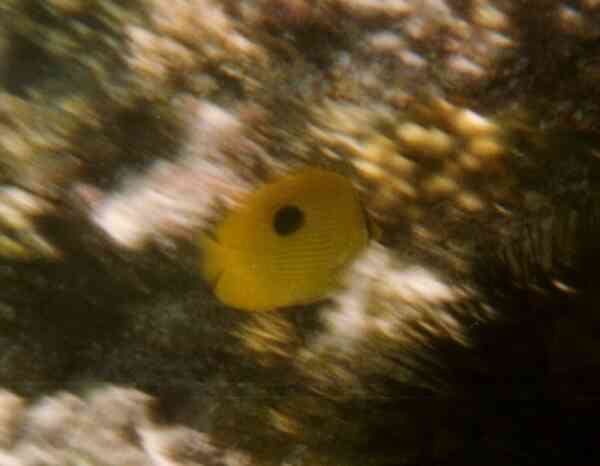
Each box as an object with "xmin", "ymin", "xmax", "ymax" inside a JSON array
[{"xmin": 273, "ymin": 205, "xmax": 304, "ymax": 236}]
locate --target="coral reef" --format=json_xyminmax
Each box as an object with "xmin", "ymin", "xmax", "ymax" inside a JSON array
[
  {"xmin": 1, "ymin": 1, "xmax": 600, "ymax": 466},
  {"xmin": 310, "ymin": 95, "xmax": 516, "ymax": 243},
  {"xmin": 0, "ymin": 387, "xmax": 252, "ymax": 466}
]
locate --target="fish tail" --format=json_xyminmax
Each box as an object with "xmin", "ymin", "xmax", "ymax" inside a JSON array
[{"xmin": 198, "ymin": 232, "xmax": 226, "ymax": 287}]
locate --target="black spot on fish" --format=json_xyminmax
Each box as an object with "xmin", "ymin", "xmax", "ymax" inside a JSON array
[{"xmin": 273, "ymin": 205, "xmax": 305, "ymax": 236}]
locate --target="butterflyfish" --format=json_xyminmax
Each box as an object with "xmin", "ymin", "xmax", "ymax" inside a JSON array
[{"xmin": 199, "ymin": 168, "xmax": 371, "ymax": 311}]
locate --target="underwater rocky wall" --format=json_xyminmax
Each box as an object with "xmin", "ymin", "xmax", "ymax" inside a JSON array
[{"xmin": 1, "ymin": 1, "xmax": 600, "ymax": 465}]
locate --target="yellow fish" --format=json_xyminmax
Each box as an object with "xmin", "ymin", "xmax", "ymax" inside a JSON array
[{"xmin": 199, "ymin": 168, "xmax": 371, "ymax": 311}]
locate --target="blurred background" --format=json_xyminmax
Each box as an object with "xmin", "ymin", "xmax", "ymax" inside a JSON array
[{"xmin": 1, "ymin": 1, "xmax": 599, "ymax": 465}]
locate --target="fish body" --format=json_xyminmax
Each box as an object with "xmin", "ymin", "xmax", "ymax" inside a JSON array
[{"xmin": 199, "ymin": 168, "xmax": 370, "ymax": 311}]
